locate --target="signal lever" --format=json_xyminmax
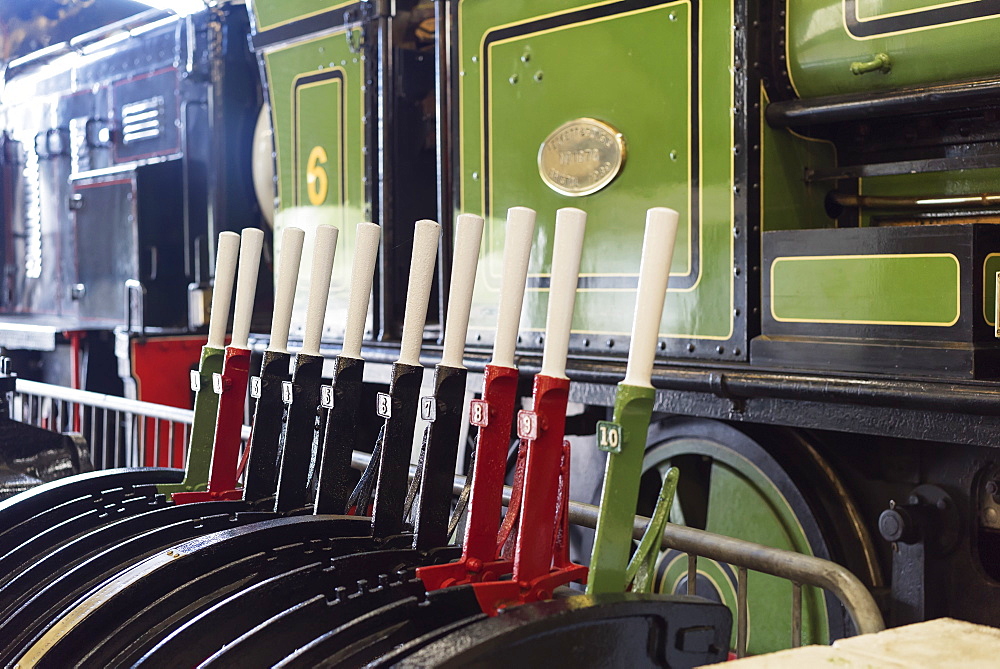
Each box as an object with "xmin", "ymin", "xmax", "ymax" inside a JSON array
[
  {"xmin": 588, "ymin": 208, "xmax": 680, "ymax": 594},
  {"xmin": 409, "ymin": 213, "xmax": 485, "ymax": 551},
  {"xmin": 418, "ymin": 206, "xmax": 536, "ymax": 589},
  {"xmin": 273, "ymin": 225, "xmax": 339, "ymax": 512},
  {"xmin": 174, "ymin": 228, "xmax": 264, "ymax": 503},
  {"xmin": 313, "ymin": 222, "xmax": 381, "ymax": 514},
  {"xmin": 158, "ymin": 231, "xmax": 239, "ymax": 495},
  {"xmin": 470, "ymin": 207, "xmax": 589, "ymax": 611},
  {"xmin": 241, "ymin": 226, "xmax": 305, "ymax": 504},
  {"xmin": 349, "ymin": 220, "xmax": 441, "ymax": 539}
]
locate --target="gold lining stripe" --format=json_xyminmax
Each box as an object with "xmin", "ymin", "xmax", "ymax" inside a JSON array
[
  {"xmin": 293, "ymin": 70, "xmax": 347, "ymax": 218},
  {"xmin": 459, "ymin": 0, "xmax": 736, "ymax": 341},
  {"xmin": 262, "ymin": 28, "xmax": 365, "ymax": 215},
  {"xmin": 840, "ymin": 0, "xmax": 1000, "ymax": 41},
  {"xmin": 482, "ymin": 1, "xmax": 696, "ymax": 284},
  {"xmin": 981, "ymin": 252, "xmax": 1000, "ymax": 326}
]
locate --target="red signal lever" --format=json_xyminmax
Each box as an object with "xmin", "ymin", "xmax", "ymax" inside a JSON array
[
  {"xmin": 467, "ymin": 208, "xmax": 589, "ymax": 612},
  {"xmin": 418, "ymin": 206, "xmax": 536, "ymax": 589},
  {"xmin": 173, "ymin": 228, "xmax": 264, "ymax": 504}
]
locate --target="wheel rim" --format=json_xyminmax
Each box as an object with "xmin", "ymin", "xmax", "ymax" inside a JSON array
[{"xmin": 640, "ymin": 418, "xmax": 871, "ymax": 654}]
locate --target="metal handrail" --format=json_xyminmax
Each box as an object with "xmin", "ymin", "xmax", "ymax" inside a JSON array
[
  {"xmin": 349, "ymin": 450, "xmax": 887, "ymax": 644},
  {"xmin": 16, "ymin": 379, "xmax": 194, "ymax": 424},
  {"xmin": 14, "ymin": 379, "xmax": 252, "ymax": 441}
]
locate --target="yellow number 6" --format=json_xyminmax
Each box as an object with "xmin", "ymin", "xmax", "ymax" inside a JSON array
[{"xmin": 306, "ymin": 145, "xmax": 328, "ymax": 205}]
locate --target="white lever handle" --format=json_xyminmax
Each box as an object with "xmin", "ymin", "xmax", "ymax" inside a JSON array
[
  {"xmin": 540, "ymin": 207, "xmax": 587, "ymax": 379},
  {"xmin": 624, "ymin": 208, "xmax": 679, "ymax": 387},
  {"xmin": 268, "ymin": 227, "xmax": 305, "ymax": 353},
  {"xmin": 231, "ymin": 228, "xmax": 265, "ymax": 349},
  {"xmin": 301, "ymin": 225, "xmax": 339, "ymax": 357},
  {"xmin": 341, "ymin": 222, "xmax": 382, "ymax": 360},
  {"xmin": 441, "ymin": 214, "xmax": 485, "ymax": 369},
  {"xmin": 207, "ymin": 231, "xmax": 240, "ymax": 349},
  {"xmin": 491, "ymin": 206, "xmax": 536, "ymax": 369},
  {"xmin": 398, "ymin": 219, "xmax": 442, "ymax": 367}
]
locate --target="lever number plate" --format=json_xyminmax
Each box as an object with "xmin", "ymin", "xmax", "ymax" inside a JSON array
[
  {"xmin": 469, "ymin": 399, "xmax": 488, "ymax": 427},
  {"xmin": 596, "ymin": 420, "xmax": 622, "ymax": 453},
  {"xmin": 376, "ymin": 392, "xmax": 392, "ymax": 418},
  {"xmin": 420, "ymin": 396, "xmax": 436, "ymax": 422},
  {"xmin": 516, "ymin": 410, "xmax": 538, "ymax": 440},
  {"xmin": 320, "ymin": 384, "xmax": 334, "ymax": 409}
]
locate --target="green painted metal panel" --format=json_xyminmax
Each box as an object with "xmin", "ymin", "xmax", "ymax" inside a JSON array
[
  {"xmin": 459, "ymin": 0, "xmax": 736, "ymax": 343},
  {"xmin": 771, "ymin": 254, "xmax": 960, "ymax": 325},
  {"xmin": 262, "ymin": 29, "xmax": 367, "ymax": 339},
  {"xmin": 759, "ymin": 88, "xmax": 838, "ymax": 232},
  {"xmin": 787, "ymin": 0, "xmax": 1000, "ymax": 99},
  {"xmin": 157, "ymin": 346, "xmax": 224, "ymax": 495},
  {"xmin": 249, "ymin": 0, "xmax": 356, "ymax": 34}
]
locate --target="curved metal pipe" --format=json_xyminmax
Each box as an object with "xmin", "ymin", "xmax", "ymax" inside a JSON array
[
  {"xmin": 830, "ymin": 192, "xmax": 1000, "ymax": 211},
  {"xmin": 348, "ymin": 449, "xmax": 887, "ymax": 639},
  {"xmin": 766, "ymin": 77, "xmax": 1000, "ymax": 128}
]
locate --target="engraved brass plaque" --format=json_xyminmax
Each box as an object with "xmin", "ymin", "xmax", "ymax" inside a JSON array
[{"xmin": 537, "ymin": 118, "xmax": 625, "ymax": 197}]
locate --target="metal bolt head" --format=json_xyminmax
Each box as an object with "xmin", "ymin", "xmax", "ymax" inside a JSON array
[{"xmin": 878, "ymin": 508, "xmax": 906, "ymax": 542}]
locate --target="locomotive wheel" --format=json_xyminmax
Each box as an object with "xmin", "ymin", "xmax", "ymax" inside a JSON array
[{"xmin": 639, "ymin": 417, "xmax": 880, "ymax": 655}]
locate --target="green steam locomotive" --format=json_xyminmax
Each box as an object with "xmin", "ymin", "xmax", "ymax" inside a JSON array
[
  {"xmin": 3, "ymin": 0, "xmax": 1000, "ymax": 655},
  {"xmin": 251, "ymin": 0, "xmax": 1000, "ymax": 650}
]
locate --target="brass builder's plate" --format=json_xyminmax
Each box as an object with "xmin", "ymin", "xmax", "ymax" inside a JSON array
[{"xmin": 537, "ymin": 118, "xmax": 626, "ymax": 197}]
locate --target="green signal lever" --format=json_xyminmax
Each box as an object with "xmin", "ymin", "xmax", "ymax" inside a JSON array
[
  {"xmin": 157, "ymin": 230, "xmax": 240, "ymax": 495},
  {"xmin": 172, "ymin": 228, "xmax": 265, "ymax": 503},
  {"xmin": 587, "ymin": 207, "xmax": 680, "ymax": 595}
]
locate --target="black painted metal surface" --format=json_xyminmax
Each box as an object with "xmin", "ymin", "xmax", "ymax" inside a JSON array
[
  {"xmin": 372, "ymin": 361, "xmax": 424, "ymax": 539},
  {"xmin": 18, "ymin": 515, "xmax": 374, "ymax": 667},
  {"xmin": 242, "ymin": 350, "xmax": 292, "ymax": 503},
  {"xmin": 412, "ymin": 364, "xmax": 467, "ymax": 552},
  {"xmin": 392, "ymin": 593, "xmax": 732, "ymax": 669},
  {"xmin": 275, "ymin": 581, "xmax": 483, "ymax": 668},
  {"xmin": 0, "ymin": 508, "xmax": 273, "ymax": 666},
  {"xmin": 313, "ymin": 355, "xmax": 365, "ymax": 514},
  {"xmin": 274, "ymin": 352, "xmax": 324, "ymax": 512}
]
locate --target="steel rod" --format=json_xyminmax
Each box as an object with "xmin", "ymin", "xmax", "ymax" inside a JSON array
[
  {"xmin": 765, "ymin": 76, "xmax": 1000, "ymax": 128},
  {"xmin": 830, "ymin": 192, "xmax": 1000, "ymax": 211},
  {"xmin": 346, "ymin": 449, "xmax": 886, "ymax": 637}
]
